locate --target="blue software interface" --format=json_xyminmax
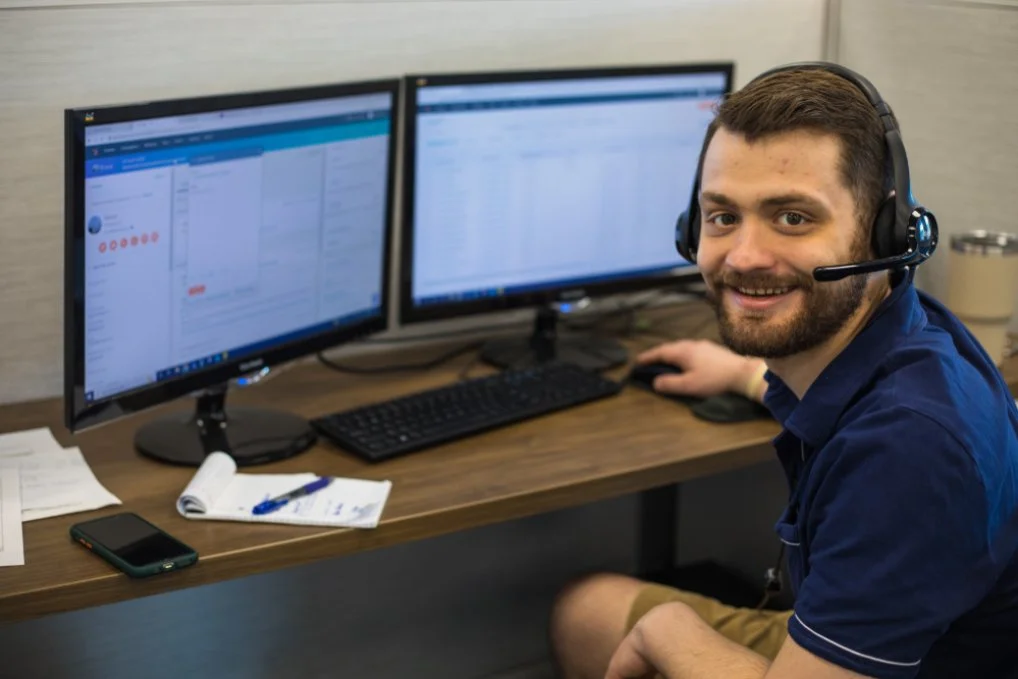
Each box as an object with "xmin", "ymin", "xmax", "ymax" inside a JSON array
[
  {"xmin": 82, "ymin": 92, "xmax": 392, "ymax": 402},
  {"xmin": 410, "ymin": 71, "xmax": 727, "ymax": 307}
]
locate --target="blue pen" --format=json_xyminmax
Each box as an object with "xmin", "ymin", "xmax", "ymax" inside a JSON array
[{"xmin": 252, "ymin": 477, "xmax": 332, "ymax": 515}]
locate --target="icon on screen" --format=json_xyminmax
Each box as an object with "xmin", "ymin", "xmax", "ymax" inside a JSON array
[{"xmin": 87, "ymin": 216, "xmax": 103, "ymax": 235}]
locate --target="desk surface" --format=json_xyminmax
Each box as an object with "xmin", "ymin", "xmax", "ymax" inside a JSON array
[{"xmin": 1, "ymin": 302, "xmax": 1014, "ymax": 624}]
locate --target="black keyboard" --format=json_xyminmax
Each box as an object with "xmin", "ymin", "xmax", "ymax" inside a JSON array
[{"xmin": 310, "ymin": 361, "xmax": 623, "ymax": 462}]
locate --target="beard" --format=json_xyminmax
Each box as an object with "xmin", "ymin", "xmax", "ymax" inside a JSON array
[{"xmin": 705, "ymin": 254, "xmax": 870, "ymax": 360}]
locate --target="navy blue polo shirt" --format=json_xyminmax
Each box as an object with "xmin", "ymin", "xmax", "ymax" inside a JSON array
[{"xmin": 763, "ymin": 278, "xmax": 1018, "ymax": 677}]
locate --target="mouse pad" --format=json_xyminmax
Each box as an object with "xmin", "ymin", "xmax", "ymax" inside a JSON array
[{"xmin": 627, "ymin": 379, "xmax": 772, "ymax": 423}]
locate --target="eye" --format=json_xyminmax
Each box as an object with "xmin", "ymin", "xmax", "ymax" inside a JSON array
[
  {"xmin": 778, "ymin": 212, "xmax": 810, "ymax": 227},
  {"xmin": 706, "ymin": 213, "xmax": 738, "ymax": 228}
]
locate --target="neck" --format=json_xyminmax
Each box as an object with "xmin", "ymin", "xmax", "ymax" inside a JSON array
[{"xmin": 767, "ymin": 276, "xmax": 891, "ymax": 400}]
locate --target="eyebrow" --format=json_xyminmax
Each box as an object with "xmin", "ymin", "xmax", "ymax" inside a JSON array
[{"xmin": 701, "ymin": 191, "xmax": 830, "ymax": 214}]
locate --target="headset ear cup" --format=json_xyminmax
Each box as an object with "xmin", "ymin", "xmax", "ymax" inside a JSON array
[
  {"xmin": 675, "ymin": 212, "xmax": 690, "ymax": 261},
  {"xmin": 871, "ymin": 197, "xmax": 898, "ymax": 259},
  {"xmin": 675, "ymin": 206, "xmax": 698, "ymax": 263}
]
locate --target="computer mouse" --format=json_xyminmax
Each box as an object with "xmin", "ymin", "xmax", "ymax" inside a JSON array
[
  {"xmin": 627, "ymin": 362, "xmax": 772, "ymax": 423},
  {"xmin": 627, "ymin": 362, "xmax": 700, "ymax": 406},
  {"xmin": 628, "ymin": 361, "xmax": 684, "ymax": 388}
]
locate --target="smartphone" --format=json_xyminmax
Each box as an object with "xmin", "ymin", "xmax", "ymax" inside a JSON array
[{"xmin": 70, "ymin": 512, "xmax": 198, "ymax": 578}]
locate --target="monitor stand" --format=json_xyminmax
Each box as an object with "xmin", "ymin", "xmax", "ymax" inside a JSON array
[
  {"xmin": 134, "ymin": 384, "xmax": 317, "ymax": 467},
  {"xmin": 480, "ymin": 305, "xmax": 628, "ymax": 371}
]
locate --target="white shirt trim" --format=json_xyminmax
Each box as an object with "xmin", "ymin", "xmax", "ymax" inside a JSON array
[
  {"xmin": 779, "ymin": 538, "xmax": 801, "ymax": 546},
  {"xmin": 793, "ymin": 613, "xmax": 922, "ymax": 668}
]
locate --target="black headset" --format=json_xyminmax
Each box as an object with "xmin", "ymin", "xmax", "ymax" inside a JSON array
[{"xmin": 674, "ymin": 61, "xmax": 938, "ymax": 282}]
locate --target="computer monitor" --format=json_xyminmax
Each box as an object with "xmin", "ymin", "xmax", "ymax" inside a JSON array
[
  {"xmin": 65, "ymin": 79, "xmax": 399, "ymax": 466},
  {"xmin": 400, "ymin": 63, "xmax": 732, "ymax": 370}
]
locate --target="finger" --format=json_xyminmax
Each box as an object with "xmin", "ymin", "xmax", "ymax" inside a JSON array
[
  {"xmin": 637, "ymin": 341, "xmax": 690, "ymax": 365},
  {"xmin": 653, "ymin": 373, "xmax": 693, "ymax": 395},
  {"xmin": 635, "ymin": 344, "xmax": 668, "ymax": 364},
  {"xmin": 604, "ymin": 640, "xmax": 655, "ymax": 679}
]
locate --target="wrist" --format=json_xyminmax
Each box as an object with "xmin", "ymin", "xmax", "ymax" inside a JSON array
[{"xmin": 738, "ymin": 359, "xmax": 768, "ymax": 402}]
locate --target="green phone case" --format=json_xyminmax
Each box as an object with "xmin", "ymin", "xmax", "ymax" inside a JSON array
[{"xmin": 70, "ymin": 513, "xmax": 199, "ymax": 578}]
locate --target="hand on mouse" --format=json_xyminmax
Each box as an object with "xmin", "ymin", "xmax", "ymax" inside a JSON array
[{"xmin": 635, "ymin": 339, "xmax": 767, "ymax": 402}]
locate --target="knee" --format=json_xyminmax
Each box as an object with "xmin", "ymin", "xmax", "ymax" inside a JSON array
[
  {"xmin": 549, "ymin": 572, "xmax": 644, "ymax": 654},
  {"xmin": 551, "ymin": 573, "xmax": 623, "ymax": 633}
]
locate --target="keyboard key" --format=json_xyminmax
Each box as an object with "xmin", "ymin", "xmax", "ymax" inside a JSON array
[{"xmin": 310, "ymin": 361, "xmax": 622, "ymax": 462}]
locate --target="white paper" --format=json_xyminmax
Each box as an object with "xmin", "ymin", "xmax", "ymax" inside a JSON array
[
  {"xmin": 175, "ymin": 450, "xmax": 241, "ymax": 515},
  {"xmin": 0, "ymin": 427, "xmax": 63, "ymax": 459},
  {"xmin": 0, "ymin": 466, "xmax": 25, "ymax": 567},
  {"xmin": 18, "ymin": 449, "xmax": 122, "ymax": 522},
  {"xmin": 177, "ymin": 451, "xmax": 391, "ymax": 528}
]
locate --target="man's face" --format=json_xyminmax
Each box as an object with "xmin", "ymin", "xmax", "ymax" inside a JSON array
[{"xmin": 695, "ymin": 128, "xmax": 871, "ymax": 359}]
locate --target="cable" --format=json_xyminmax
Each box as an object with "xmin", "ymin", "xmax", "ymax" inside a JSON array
[
  {"xmin": 317, "ymin": 342, "xmax": 483, "ymax": 374},
  {"xmin": 317, "ymin": 291, "xmax": 709, "ymax": 375},
  {"xmin": 756, "ymin": 542, "xmax": 787, "ymax": 611},
  {"xmin": 357, "ymin": 290, "xmax": 684, "ymax": 346},
  {"xmin": 457, "ymin": 351, "xmax": 483, "ymax": 381}
]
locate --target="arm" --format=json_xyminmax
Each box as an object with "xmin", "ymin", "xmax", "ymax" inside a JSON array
[
  {"xmin": 605, "ymin": 603, "xmax": 872, "ymax": 679},
  {"xmin": 608, "ymin": 409, "xmax": 990, "ymax": 679},
  {"xmin": 635, "ymin": 339, "xmax": 768, "ymax": 403}
]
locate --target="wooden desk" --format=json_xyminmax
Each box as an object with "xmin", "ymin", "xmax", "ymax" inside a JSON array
[{"xmin": 1, "ymin": 301, "xmax": 1014, "ymax": 625}]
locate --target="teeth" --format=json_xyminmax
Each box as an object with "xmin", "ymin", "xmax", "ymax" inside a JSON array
[{"xmin": 736, "ymin": 287, "xmax": 790, "ymax": 297}]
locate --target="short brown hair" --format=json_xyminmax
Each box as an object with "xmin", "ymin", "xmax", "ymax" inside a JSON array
[{"xmin": 699, "ymin": 67, "xmax": 894, "ymax": 235}]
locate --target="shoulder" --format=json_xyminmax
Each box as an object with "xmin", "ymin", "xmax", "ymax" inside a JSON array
[
  {"xmin": 812, "ymin": 394, "xmax": 1018, "ymax": 560},
  {"xmin": 818, "ymin": 401, "xmax": 984, "ymax": 502},
  {"xmin": 846, "ymin": 328, "xmax": 1018, "ymax": 495}
]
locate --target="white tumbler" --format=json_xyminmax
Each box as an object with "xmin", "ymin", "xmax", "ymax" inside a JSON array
[{"xmin": 947, "ymin": 231, "xmax": 1018, "ymax": 365}]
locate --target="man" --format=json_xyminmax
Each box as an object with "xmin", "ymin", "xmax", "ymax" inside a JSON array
[{"xmin": 549, "ymin": 64, "xmax": 1018, "ymax": 678}]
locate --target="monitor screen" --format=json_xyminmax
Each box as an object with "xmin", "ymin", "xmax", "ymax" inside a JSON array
[
  {"xmin": 401, "ymin": 64, "xmax": 731, "ymax": 324},
  {"xmin": 66, "ymin": 80, "xmax": 398, "ymax": 432}
]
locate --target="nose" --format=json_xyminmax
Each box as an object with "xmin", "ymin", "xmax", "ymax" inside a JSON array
[{"xmin": 724, "ymin": 220, "xmax": 778, "ymax": 272}]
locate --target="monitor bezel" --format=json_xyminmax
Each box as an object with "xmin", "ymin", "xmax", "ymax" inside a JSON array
[
  {"xmin": 398, "ymin": 62, "xmax": 733, "ymax": 325},
  {"xmin": 64, "ymin": 78, "xmax": 401, "ymax": 432}
]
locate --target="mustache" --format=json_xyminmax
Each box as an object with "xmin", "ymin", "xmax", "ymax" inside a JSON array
[{"xmin": 709, "ymin": 270, "xmax": 813, "ymax": 291}]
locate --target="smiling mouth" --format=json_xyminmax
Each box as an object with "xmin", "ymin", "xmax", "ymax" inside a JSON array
[{"xmin": 732, "ymin": 286, "xmax": 794, "ymax": 297}]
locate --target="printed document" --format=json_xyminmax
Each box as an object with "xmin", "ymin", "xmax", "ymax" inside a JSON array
[
  {"xmin": 0, "ymin": 466, "xmax": 25, "ymax": 567},
  {"xmin": 19, "ymin": 449, "xmax": 122, "ymax": 522},
  {"xmin": 0, "ymin": 428, "xmax": 121, "ymax": 521},
  {"xmin": 0, "ymin": 427, "xmax": 63, "ymax": 459}
]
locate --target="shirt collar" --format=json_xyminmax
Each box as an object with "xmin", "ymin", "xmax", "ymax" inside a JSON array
[{"xmin": 763, "ymin": 275, "xmax": 927, "ymax": 449}]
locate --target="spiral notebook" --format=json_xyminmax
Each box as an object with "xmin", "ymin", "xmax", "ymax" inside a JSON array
[{"xmin": 176, "ymin": 452, "xmax": 392, "ymax": 528}]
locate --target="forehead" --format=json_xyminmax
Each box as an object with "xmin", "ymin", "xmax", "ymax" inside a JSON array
[{"xmin": 700, "ymin": 127, "xmax": 847, "ymax": 202}]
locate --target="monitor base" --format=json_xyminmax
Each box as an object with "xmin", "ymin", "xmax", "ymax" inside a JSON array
[
  {"xmin": 135, "ymin": 386, "xmax": 317, "ymax": 467},
  {"xmin": 480, "ymin": 305, "xmax": 628, "ymax": 371}
]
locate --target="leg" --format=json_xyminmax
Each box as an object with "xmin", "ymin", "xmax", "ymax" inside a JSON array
[
  {"xmin": 550, "ymin": 576, "xmax": 793, "ymax": 679},
  {"xmin": 550, "ymin": 573, "xmax": 647, "ymax": 679},
  {"xmin": 627, "ymin": 584, "xmax": 792, "ymax": 661}
]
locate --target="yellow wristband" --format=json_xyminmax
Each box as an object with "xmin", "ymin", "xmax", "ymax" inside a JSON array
[{"xmin": 742, "ymin": 362, "xmax": 768, "ymax": 401}]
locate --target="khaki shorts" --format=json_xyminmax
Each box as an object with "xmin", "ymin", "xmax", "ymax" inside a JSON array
[{"xmin": 625, "ymin": 583, "xmax": 793, "ymax": 661}]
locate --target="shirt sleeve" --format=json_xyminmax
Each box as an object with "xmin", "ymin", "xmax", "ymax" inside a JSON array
[{"xmin": 789, "ymin": 405, "xmax": 996, "ymax": 678}]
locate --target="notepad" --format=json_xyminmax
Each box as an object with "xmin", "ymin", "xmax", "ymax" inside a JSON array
[{"xmin": 176, "ymin": 452, "xmax": 392, "ymax": 528}]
